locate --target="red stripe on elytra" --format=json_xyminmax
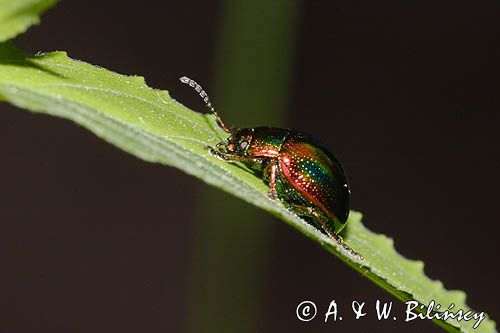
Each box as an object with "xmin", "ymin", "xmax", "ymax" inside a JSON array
[{"xmin": 279, "ymin": 155, "xmax": 333, "ymax": 219}]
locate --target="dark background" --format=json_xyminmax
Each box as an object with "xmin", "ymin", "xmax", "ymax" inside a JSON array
[{"xmin": 1, "ymin": 1, "xmax": 499, "ymax": 332}]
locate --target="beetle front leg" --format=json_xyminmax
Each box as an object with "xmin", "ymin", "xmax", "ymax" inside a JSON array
[
  {"xmin": 206, "ymin": 145, "xmax": 237, "ymax": 161},
  {"xmin": 207, "ymin": 145, "xmax": 232, "ymax": 161},
  {"xmin": 207, "ymin": 145, "xmax": 264, "ymax": 164}
]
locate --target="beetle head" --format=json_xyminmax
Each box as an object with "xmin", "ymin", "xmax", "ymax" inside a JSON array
[{"xmin": 217, "ymin": 128, "xmax": 254, "ymax": 155}]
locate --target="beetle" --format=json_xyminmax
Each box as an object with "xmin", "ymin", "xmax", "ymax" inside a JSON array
[{"xmin": 180, "ymin": 76, "xmax": 361, "ymax": 259}]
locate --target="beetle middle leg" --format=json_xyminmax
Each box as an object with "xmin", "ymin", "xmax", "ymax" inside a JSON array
[{"xmin": 263, "ymin": 162, "xmax": 278, "ymax": 200}]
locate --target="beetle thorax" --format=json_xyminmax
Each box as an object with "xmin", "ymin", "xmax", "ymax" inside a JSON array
[
  {"xmin": 221, "ymin": 127, "xmax": 289, "ymax": 158},
  {"xmin": 245, "ymin": 127, "xmax": 289, "ymax": 158}
]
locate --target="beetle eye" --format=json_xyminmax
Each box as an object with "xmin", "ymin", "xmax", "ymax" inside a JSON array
[{"xmin": 239, "ymin": 141, "xmax": 248, "ymax": 150}]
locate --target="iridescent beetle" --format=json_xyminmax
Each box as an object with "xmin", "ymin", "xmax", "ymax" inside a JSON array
[{"xmin": 180, "ymin": 76, "xmax": 361, "ymax": 259}]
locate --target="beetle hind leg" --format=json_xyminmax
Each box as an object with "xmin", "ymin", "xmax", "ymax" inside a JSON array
[
  {"xmin": 291, "ymin": 204, "xmax": 363, "ymax": 260},
  {"xmin": 314, "ymin": 212, "xmax": 363, "ymax": 260}
]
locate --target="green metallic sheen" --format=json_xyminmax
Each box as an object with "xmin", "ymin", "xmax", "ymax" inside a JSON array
[
  {"xmin": 210, "ymin": 126, "xmax": 350, "ymax": 236},
  {"xmin": 178, "ymin": 75, "xmax": 359, "ymax": 257}
]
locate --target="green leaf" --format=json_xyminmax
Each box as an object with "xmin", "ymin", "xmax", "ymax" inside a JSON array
[
  {"xmin": 0, "ymin": 43, "xmax": 495, "ymax": 333},
  {"xmin": 0, "ymin": 0, "xmax": 57, "ymax": 42}
]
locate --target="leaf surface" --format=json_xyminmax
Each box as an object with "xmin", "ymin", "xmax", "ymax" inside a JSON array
[
  {"xmin": 0, "ymin": 44, "xmax": 495, "ymax": 333},
  {"xmin": 0, "ymin": 0, "xmax": 56, "ymax": 42}
]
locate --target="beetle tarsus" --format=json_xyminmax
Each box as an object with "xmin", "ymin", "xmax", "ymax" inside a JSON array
[
  {"xmin": 206, "ymin": 145, "xmax": 216, "ymax": 156},
  {"xmin": 330, "ymin": 233, "xmax": 365, "ymax": 260},
  {"xmin": 207, "ymin": 145, "xmax": 227, "ymax": 161},
  {"xmin": 328, "ymin": 230, "xmax": 363, "ymax": 260},
  {"xmin": 305, "ymin": 207, "xmax": 363, "ymax": 260},
  {"xmin": 268, "ymin": 190, "xmax": 278, "ymax": 200}
]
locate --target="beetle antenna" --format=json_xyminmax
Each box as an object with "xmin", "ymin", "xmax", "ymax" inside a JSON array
[{"xmin": 179, "ymin": 76, "xmax": 230, "ymax": 133}]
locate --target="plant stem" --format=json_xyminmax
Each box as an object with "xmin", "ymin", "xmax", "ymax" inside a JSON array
[{"xmin": 186, "ymin": 1, "xmax": 299, "ymax": 331}]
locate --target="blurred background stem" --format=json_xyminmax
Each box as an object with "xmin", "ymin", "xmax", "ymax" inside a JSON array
[{"xmin": 187, "ymin": 0, "xmax": 300, "ymax": 331}]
